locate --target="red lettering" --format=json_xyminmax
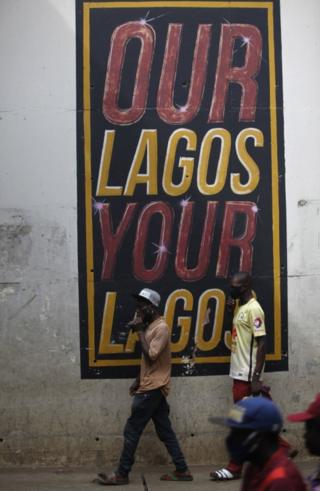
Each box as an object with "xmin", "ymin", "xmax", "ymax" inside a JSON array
[
  {"xmin": 102, "ymin": 22, "xmax": 155, "ymax": 124},
  {"xmin": 98, "ymin": 201, "xmax": 258, "ymax": 281},
  {"xmin": 216, "ymin": 201, "xmax": 257, "ymax": 277},
  {"xmin": 157, "ymin": 24, "xmax": 212, "ymax": 124},
  {"xmin": 209, "ymin": 24, "xmax": 262, "ymax": 122},
  {"xmin": 133, "ymin": 202, "xmax": 174, "ymax": 282},
  {"xmin": 99, "ymin": 203, "xmax": 137, "ymax": 279},
  {"xmin": 175, "ymin": 201, "xmax": 218, "ymax": 280}
]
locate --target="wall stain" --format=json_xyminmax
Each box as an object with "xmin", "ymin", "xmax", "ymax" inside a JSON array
[
  {"xmin": 8, "ymin": 294, "xmax": 37, "ymax": 320},
  {"xmin": 297, "ymin": 199, "xmax": 308, "ymax": 207},
  {"xmin": 0, "ymin": 212, "xmax": 32, "ymax": 268}
]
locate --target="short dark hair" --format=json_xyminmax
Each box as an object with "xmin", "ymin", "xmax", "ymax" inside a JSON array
[{"xmin": 232, "ymin": 272, "xmax": 252, "ymax": 288}]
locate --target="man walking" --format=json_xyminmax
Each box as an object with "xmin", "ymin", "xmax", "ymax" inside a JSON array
[
  {"xmin": 95, "ymin": 288, "xmax": 192, "ymax": 485},
  {"xmin": 211, "ymin": 272, "xmax": 290, "ymax": 481},
  {"xmin": 225, "ymin": 396, "xmax": 306, "ymax": 490}
]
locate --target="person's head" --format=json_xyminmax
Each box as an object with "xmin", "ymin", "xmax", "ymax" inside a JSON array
[
  {"xmin": 132, "ymin": 288, "xmax": 161, "ymax": 324},
  {"xmin": 287, "ymin": 393, "xmax": 320, "ymax": 456},
  {"xmin": 226, "ymin": 396, "xmax": 283, "ymax": 464},
  {"xmin": 229, "ymin": 272, "xmax": 252, "ymax": 300}
]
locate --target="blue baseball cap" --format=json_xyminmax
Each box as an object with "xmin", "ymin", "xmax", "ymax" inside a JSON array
[{"xmin": 226, "ymin": 396, "xmax": 283, "ymax": 433}]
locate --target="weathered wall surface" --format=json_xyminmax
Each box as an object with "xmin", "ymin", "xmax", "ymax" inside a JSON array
[{"xmin": 0, "ymin": 0, "xmax": 319, "ymax": 468}]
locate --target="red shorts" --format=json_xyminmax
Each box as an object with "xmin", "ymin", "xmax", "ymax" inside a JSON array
[
  {"xmin": 232, "ymin": 379, "xmax": 252, "ymax": 403},
  {"xmin": 232, "ymin": 379, "xmax": 273, "ymax": 403}
]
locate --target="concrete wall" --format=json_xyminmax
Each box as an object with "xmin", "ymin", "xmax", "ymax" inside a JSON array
[{"xmin": 0, "ymin": 0, "xmax": 319, "ymax": 468}]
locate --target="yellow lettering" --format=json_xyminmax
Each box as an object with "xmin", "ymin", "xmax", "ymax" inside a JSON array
[
  {"xmin": 98, "ymin": 292, "xmax": 124, "ymax": 353},
  {"xmin": 124, "ymin": 129, "xmax": 158, "ymax": 196},
  {"xmin": 162, "ymin": 129, "xmax": 196, "ymax": 196},
  {"xmin": 195, "ymin": 289, "xmax": 225, "ymax": 351},
  {"xmin": 231, "ymin": 128, "xmax": 263, "ymax": 194},
  {"xmin": 96, "ymin": 131, "xmax": 123, "ymax": 196},
  {"xmin": 197, "ymin": 128, "xmax": 231, "ymax": 195},
  {"xmin": 125, "ymin": 330, "xmax": 139, "ymax": 353},
  {"xmin": 164, "ymin": 289, "xmax": 193, "ymax": 353}
]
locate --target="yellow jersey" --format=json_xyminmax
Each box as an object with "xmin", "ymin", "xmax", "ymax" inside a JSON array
[{"xmin": 230, "ymin": 298, "xmax": 266, "ymax": 381}]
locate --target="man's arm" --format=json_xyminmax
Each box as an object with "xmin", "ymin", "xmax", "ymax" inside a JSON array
[
  {"xmin": 137, "ymin": 331, "xmax": 152, "ymax": 363},
  {"xmin": 251, "ymin": 335, "xmax": 266, "ymax": 394},
  {"xmin": 137, "ymin": 324, "xmax": 169, "ymax": 363},
  {"xmin": 129, "ymin": 375, "xmax": 140, "ymax": 396}
]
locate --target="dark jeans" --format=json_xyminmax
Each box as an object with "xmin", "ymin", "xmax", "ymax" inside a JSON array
[{"xmin": 117, "ymin": 389, "xmax": 188, "ymax": 476}]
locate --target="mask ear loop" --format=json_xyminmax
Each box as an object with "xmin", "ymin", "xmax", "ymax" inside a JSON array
[{"xmin": 243, "ymin": 431, "xmax": 261, "ymax": 454}]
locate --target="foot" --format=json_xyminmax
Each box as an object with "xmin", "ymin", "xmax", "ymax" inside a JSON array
[
  {"xmin": 210, "ymin": 468, "xmax": 241, "ymax": 481},
  {"xmin": 160, "ymin": 469, "xmax": 193, "ymax": 481},
  {"xmin": 93, "ymin": 471, "xmax": 129, "ymax": 485}
]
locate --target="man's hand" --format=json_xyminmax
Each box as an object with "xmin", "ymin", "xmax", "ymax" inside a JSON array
[
  {"xmin": 251, "ymin": 376, "xmax": 263, "ymax": 395},
  {"xmin": 129, "ymin": 378, "xmax": 140, "ymax": 396},
  {"xmin": 127, "ymin": 313, "xmax": 146, "ymax": 333},
  {"xmin": 131, "ymin": 322, "xmax": 146, "ymax": 333},
  {"xmin": 251, "ymin": 336, "xmax": 266, "ymax": 395}
]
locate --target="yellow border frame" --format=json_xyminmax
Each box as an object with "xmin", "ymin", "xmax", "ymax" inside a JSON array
[{"xmin": 83, "ymin": 1, "xmax": 282, "ymax": 367}]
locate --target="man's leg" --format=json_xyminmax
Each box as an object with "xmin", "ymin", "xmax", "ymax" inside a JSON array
[
  {"xmin": 232, "ymin": 379, "xmax": 252, "ymax": 403},
  {"xmin": 226, "ymin": 380, "xmax": 253, "ymax": 473},
  {"xmin": 152, "ymin": 393, "xmax": 189, "ymax": 473},
  {"xmin": 230, "ymin": 381, "xmax": 292, "ymax": 460},
  {"xmin": 211, "ymin": 379, "xmax": 251, "ymax": 480},
  {"xmin": 117, "ymin": 392, "xmax": 158, "ymax": 477}
]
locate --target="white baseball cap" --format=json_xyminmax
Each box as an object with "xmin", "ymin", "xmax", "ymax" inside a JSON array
[{"xmin": 132, "ymin": 288, "xmax": 161, "ymax": 307}]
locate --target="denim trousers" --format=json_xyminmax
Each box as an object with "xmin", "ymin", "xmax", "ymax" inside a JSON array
[{"xmin": 117, "ymin": 388, "xmax": 188, "ymax": 476}]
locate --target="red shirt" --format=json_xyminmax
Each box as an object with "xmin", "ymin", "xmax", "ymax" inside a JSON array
[{"xmin": 241, "ymin": 448, "xmax": 307, "ymax": 491}]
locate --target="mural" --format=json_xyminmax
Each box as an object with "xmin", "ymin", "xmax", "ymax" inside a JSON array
[{"xmin": 76, "ymin": 0, "xmax": 287, "ymax": 378}]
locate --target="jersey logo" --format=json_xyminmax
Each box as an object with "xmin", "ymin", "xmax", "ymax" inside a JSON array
[{"xmin": 254, "ymin": 317, "xmax": 263, "ymax": 329}]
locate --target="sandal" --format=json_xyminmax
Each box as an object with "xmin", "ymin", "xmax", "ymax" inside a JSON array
[
  {"xmin": 210, "ymin": 468, "xmax": 241, "ymax": 481},
  {"xmin": 160, "ymin": 470, "xmax": 193, "ymax": 481},
  {"xmin": 93, "ymin": 471, "xmax": 129, "ymax": 485}
]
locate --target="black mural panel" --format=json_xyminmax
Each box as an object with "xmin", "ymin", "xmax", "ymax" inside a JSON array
[{"xmin": 76, "ymin": 0, "xmax": 287, "ymax": 378}]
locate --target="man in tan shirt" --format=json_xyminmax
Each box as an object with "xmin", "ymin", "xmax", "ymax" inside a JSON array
[{"xmin": 96, "ymin": 288, "xmax": 192, "ymax": 485}]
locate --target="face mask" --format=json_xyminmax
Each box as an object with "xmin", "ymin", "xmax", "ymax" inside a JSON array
[
  {"xmin": 139, "ymin": 304, "xmax": 155, "ymax": 324},
  {"xmin": 229, "ymin": 285, "xmax": 242, "ymax": 299},
  {"xmin": 226, "ymin": 431, "xmax": 260, "ymax": 463},
  {"xmin": 305, "ymin": 419, "xmax": 320, "ymax": 456}
]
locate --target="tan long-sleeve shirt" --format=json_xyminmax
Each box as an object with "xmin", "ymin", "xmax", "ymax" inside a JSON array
[{"xmin": 137, "ymin": 317, "xmax": 171, "ymax": 396}]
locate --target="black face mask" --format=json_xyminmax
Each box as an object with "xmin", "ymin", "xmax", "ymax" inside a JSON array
[
  {"xmin": 139, "ymin": 304, "xmax": 155, "ymax": 324},
  {"xmin": 305, "ymin": 419, "xmax": 320, "ymax": 456},
  {"xmin": 226, "ymin": 430, "xmax": 260, "ymax": 463},
  {"xmin": 229, "ymin": 285, "xmax": 242, "ymax": 299}
]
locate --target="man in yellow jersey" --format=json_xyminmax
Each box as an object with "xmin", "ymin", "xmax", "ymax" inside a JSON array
[
  {"xmin": 95, "ymin": 288, "xmax": 192, "ymax": 485},
  {"xmin": 229, "ymin": 272, "xmax": 266, "ymax": 401},
  {"xmin": 211, "ymin": 272, "xmax": 289, "ymax": 481}
]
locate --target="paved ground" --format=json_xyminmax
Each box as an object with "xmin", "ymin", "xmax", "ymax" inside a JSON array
[{"xmin": 0, "ymin": 461, "xmax": 317, "ymax": 491}]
